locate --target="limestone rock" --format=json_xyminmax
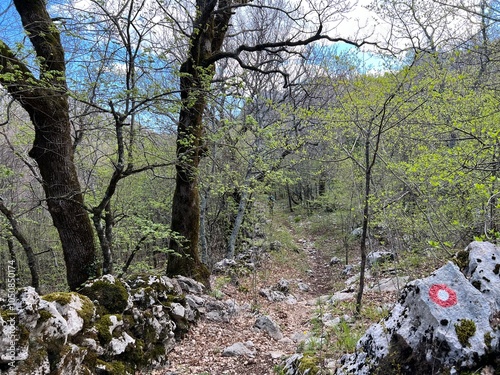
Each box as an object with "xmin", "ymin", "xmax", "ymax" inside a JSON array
[
  {"xmin": 367, "ymin": 251, "xmax": 394, "ymax": 268},
  {"xmin": 366, "ymin": 276, "xmax": 409, "ymax": 293},
  {"xmin": 204, "ymin": 299, "xmax": 238, "ymax": 323},
  {"xmin": 254, "ymin": 315, "xmax": 283, "ymax": 340},
  {"xmin": 275, "ymin": 279, "xmax": 290, "ymax": 294},
  {"xmin": 297, "ymin": 282, "xmax": 310, "ymax": 292},
  {"xmin": 222, "ymin": 341, "xmax": 256, "ymax": 357},
  {"xmin": 464, "ymin": 241, "xmax": 500, "ymax": 311},
  {"xmin": 342, "ymin": 265, "xmax": 354, "ymax": 276},
  {"xmin": 0, "ymin": 274, "xmax": 203, "ymax": 374},
  {"xmin": 337, "ymin": 249, "xmax": 500, "ymax": 374},
  {"xmin": 329, "ymin": 256, "xmax": 341, "ymax": 266},
  {"xmin": 213, "ymin": 258, "xmax": 237, "ymax": 274},
  {"xmin": 175, "ymin": 275, "xmax": 205, "ymax": 295}
]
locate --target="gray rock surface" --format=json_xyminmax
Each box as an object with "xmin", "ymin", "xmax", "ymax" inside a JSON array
[
  {"xmin": 222, "ymin": 341, "xmax": 256, "ymax": 357},
  {"xmin": 367, "ymin": 251, "xmax": 394, "ymax": 267},
  {"xmin": 464, "ymin": 241, "xmax": 500, "ymax": 311},
  {"xmin": 254, "ymin": 315, "xmax": 283, "ymax": 340},
  {"xmin": 337, "ymin": 242, "xmax": 500, "ymax": 374}
]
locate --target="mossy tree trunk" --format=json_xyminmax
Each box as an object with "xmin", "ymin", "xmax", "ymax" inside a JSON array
[
  {"xmin": 167, "ymin": 0, "xmax": 234, "ymax": 285},
  {"xmin": 0, "ymin": 0, "xmax": 97, "ymax": 291}
]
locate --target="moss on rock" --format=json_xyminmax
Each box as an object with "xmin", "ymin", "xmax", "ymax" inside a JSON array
[
  {"xmin": 298, "ymin": 353, "xmax": 319, "ymax": 375},
  {"xmin": 42, "ymin": 292, "xmax": 74, "ymax": 305},
  {"xmin": 38, "ymin": 309, "xmax": 53, "ymax": 323},
  {"xmin": 455, "ymin": 319, "xmax": 476, "ymax": 348},
  {"xmin": 42, "ymin": 292, "xmax": 95, "ymax": 327},
  {"xmin": 96, "ymin": 359, "xmax": 133, "ymax": 375},
  {"xmin": 80, "ymin": 279, "xmax": 129, "ymax": 314},
  {"xmin": 95, "ymin": 314, "xmax": 122, "ymax": 345}
]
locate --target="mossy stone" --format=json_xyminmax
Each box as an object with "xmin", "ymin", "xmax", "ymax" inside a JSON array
[
  {"xmin": 298, "ymin": 353, "xmax": 319, "ymax": 375},
  {"xmin": 42, "ymin": 292, "xmax": 95, "ymax": 326},
  {"xmin": 80, "ymin": 279, "xmax": 129, "ymax": 314},
  {"xmin": 42, "ymin": 292, "xmax": 73, "ymax": 305},
  {"xmin": 484, "ymin": 332, "xmax": 493, "ymax": 349},
  {"xmin": 96, "ymin": 359, "xmax": 133, "ymax": 375},
  {"xmin": 38, "ymin": 309, "xmax": 53, "ymax": 323},
  {"xmin": 454, "ymin": 319, "xmax": 476, "ymax": 347},
  {"xmin": 14, "ymin": 340, "xmax": 48, "ymax": 375},
  {"xmin": 95, "ymin": 314, "xmax": 122, "ymax": 345}
]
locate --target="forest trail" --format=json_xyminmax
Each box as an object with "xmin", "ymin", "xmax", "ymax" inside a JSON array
[{"xmin": 150, "ymin": 220, "xmax": 341, "ymax": 375}]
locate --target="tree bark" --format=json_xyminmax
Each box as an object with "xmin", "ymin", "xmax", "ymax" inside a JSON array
[
  {"xmin": 0, "ymin": 201, "xmax": 40, "ymax": 292},
  {"xmin": 0, "ymin": 0, "xmax": 97, "ymax": 290},
  {"xmin": 167, "ymin": 0, "xmax": 233, "ymax": 285}
]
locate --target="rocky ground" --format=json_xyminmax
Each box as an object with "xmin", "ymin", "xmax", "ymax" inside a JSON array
[
  {"xmin": 147, "ymin": 235, "xmax": 335, "ymax": 375},
  {"xmin": 145, "ymin": 221, "xmax": 404, "ymax": 375}
]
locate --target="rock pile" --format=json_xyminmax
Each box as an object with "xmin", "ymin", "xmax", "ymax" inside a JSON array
[{"xmin": 0, "ymin": 273, "xmax": 237, "ymax": 375}]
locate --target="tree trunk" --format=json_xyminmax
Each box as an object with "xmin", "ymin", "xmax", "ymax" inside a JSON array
[
  {"xmin": 356, "ymin": 138, "xmax": 371, "ymax": 314},
  {"xmin": 226, "ymin": 190, "xmax": 249, "ymax": 259},
  {"xmin": 200, "ymin": 191, "xmax": 210, "ymax": 264},
  {"xmin": 28, "ymin": 101, "xmax": 97, "ymax": 290},
  {"xmin": 0, "ymin": 201, "xmax": 40, "ymax": 292},
  {"xmin": 0, "ymin": 0, "xmax": 97, "ymax": 291},
  {"xmin": 167, "ymin": 1, "xmax": 233, "ymax": 285}
]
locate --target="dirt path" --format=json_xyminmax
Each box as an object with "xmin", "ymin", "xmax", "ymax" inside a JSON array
[{"xmin": 151, "ymin": 235, "xmax": 338, "ymax": 375}]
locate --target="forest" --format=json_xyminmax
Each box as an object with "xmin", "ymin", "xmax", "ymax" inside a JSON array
[{"xmin": 0, "ymin": 0, "xmax": 499, "ymax": 302}]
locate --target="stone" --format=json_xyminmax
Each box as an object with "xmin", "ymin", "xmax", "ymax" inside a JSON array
[
  {"xmin": 342, "ymin": 265, "xmax": 354, "ymax": 276},
  {"xmin": 275, "ymin": 279, "xmax": 290, "ymax": 294},
  {"xmin": 170, "ymin": 302, "xmax": 186, "ymax": 320},
  {"xmin": 196, "ymin": 297, "xmax": 241, "ymax": 323},
  {"xmin": 109, "ymin": 332, "xmax": 135, "ymax": 355},
  {"xmin": 464, "ymin": 241, "xmax": 500, "ymax": 311},
  {"xmin": 297, "ymin": 282, "xmax": 310, "ymax": 292},
  {"xmin": 291, "ymin": 331, "xmax": 308, "ymax": 343},
  {"xmin": 270, "ymin": 350, "xmax": 286, "ymax": 359},
  {"xmin": 213, "ymin": 258, "xmax": 237, "ymax": 273},
  {"xmin": 337, "ymin": 249, "xmax": 500, "ymax": 374},
  {"xmin": 329, "ymin": 256, "xmax": 341, "ymax": 266},
  {"xmin": 260, "ymin": 288, "xmax": 287, "ymax": 302},
  {"xmin": 0, "ymin": 274, "xmax": 202, "ymax": 374},
  {"xmin": 366, "ymin": 276, "xmax": 409, "ymax": 293},
  {"xmin": 281, "ymin": 353, "xmax": 304, "ymax": 375},
  {"xmin": 222, "ymin": 341, "xmax": 256, "ymax": 357},
  {"xmin": 175, "ymin": 275, "xmax": 205, "ymax": 295},
  {"xmin": 329, "ymin": 291, "xmax": 354, "ymax": 303},
  {"xmin": 367, "ymin": 251, "xmax": 394, "ymax": 268},
  {"xmin": 254, "ymin": 315, "xmax": 283, "ymax": 340},
  {"xmin": 321, "ymin": 313, "xmax": 341, "ymax": 327}
]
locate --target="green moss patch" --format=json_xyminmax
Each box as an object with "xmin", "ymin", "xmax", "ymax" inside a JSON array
[
  {"xmin": 38, "ymin": 309, "xmax": 53, "ymax": 323},
  {"xmin": 455, "ymin": 319, "xmax": 476, "ymax": 347},
  {"xmin": 80, "ymin": 279, "xmax": 129, "ymax": 314},
  {"xmin": 42, "ymin": 292, "xmax": 95, "ymax": 326},
  {"xmin": 96, "ymin": 359, "xmax": 133, "ymax": 375},
  {"xmin": 42, "ymin": 292, "xmax": 73, "ymax": 305},
  {"xmin": 95, "ymin": 314, "xmax": 122, "ymax": 345},
  {"xmin": 298, "ymin": 353, "xmax": 319, "ymax": 375}
]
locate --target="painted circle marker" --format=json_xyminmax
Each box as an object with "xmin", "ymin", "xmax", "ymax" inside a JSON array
[{"xmin": 429, "ymin": 284, "xmax": 457, "ymax": 308}]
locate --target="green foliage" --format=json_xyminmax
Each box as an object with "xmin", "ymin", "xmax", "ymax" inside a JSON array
[{"xmin": 331, "ymin": 320, "xmax": 360, "ymax": 353}]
